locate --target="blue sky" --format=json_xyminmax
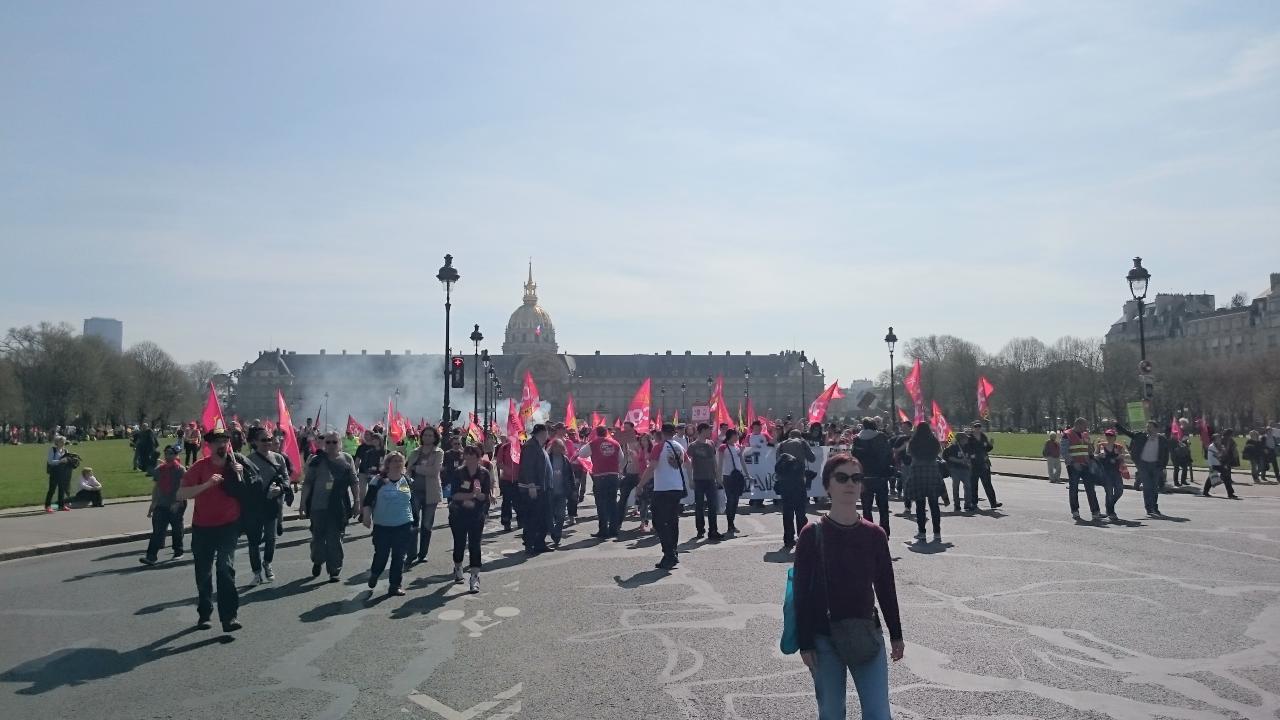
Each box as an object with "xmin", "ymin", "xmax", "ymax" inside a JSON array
[{"xmin": 2, "ymin": 1, "xmax": 1277, "ymax": 383}]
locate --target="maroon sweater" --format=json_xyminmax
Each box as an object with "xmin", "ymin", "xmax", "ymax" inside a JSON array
[{"xmin": 794, "ymin": 516, "xmax": 903, "ymax": 651}]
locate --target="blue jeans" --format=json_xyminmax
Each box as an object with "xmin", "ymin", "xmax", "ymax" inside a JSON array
[
  {"xmin": 811, "ymin": 633, "xmax": 892, "ymax": 720},
  {"xmin": 1137, "ymin": 462, "xmax": 1162, "ymax": 513}
]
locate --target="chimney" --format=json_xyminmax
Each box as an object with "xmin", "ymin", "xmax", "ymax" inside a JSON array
[
  {"xmin": 341, "ymin": 349, "xmax": 347, "ymax": 355},
  {"xmin": 684, "ymin": 350, "xmax": 691, "ymax": 356},
  {"xmin": 1271, "ymin": 273, "xmax": 1280, "ymax": 293},
  {"xmin": 665, "ymin": 350, "xmax": 672, "ymax": 355},
  {"xmin": 594, "ymin": 350, "xmax": 600, "ymax": 356},
  {"xmin": 745, "ymin": 350, "xmax": 751, "ymax": 356},
  {"xmin": 707, "ymin": 351, "xmax": 713, "ymax": 356},
  {"xmin": 405, "ymin": 350, "xmax": 411, "ymax": 355},
  {"xmin": 361, "ymin": 349, "xmax": 367, "ymax": 355},
  {"xmin": 725, "ymin": 351, "xmax": 731, "ymax": 356},
  {"xmin": 384, "ymin": 350, "xmax": 391, "ymax": 356},
  {"xmin": 319, "ymin": 349, "xmax": 325, "ymax": 355}
]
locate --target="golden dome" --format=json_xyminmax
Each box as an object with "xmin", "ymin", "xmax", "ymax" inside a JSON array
[{"xmin": 502, "ymin": 262, "xmax": 558, "ymax": 355}]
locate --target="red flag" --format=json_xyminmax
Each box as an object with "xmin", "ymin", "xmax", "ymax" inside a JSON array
[
  {"xmin": 807, "ymin": 382, "xmax": 839, "ymax": 424},
  {"xmin": 564, "ymin": 393, "xmax": 577, "ymax": 430},
  {"xmin": 590, "ymin": 411, "xmax": 604, "ymax": 428},
  {"xmin": 625, "ymin": 378, "xmax": 653, "ymax": 433},
  {"xmin": 199, "ymin": 382, "xmax": 225, "ymax": 458},
  {"xmin": 904, "ymin": 359, "xmax": 925, "ymax": 425},
  {"xmin": 614, "ymin": 416, "xmax": 623, "ymax": 430},
  {"xmin": 930, "ymin": 400, "xmax": 953, "ymax": 443},
  {"xmin": 671, "ymin": 410, "xmax": 679, "ymax": 426},
  {"xmin": 345, "ymin": 415, "xmax": 365, "ymax": 437},
  {"xmin": 506, "ymin": 398, "xmax": 523, "ymax": 462},
  {"xmin": 466, "ymin": 413, "xmax": 482, "ymax": 444},
  {"xmin": 276, "ymin": 390, "xmax": 303, "ymax": 480},
  {"xmin": 897, "ymin": 407, "xmax": 910, "ymax": 424},
  {"xmin": 655, "ymin": 410, "xmax": 664, "ymax": 429},
  {"xmin": 977, "ymin": 376, "xmax": 996, "ymax": 419},
  {"xmin": 1170, "ymin": 416, "xmax": 1184, "ymax": 442},
  {"xmin": 519, "ymin": 371, "xmax": 540, "ymax": 421},
  {"xmin": 831, "ymin": 382, "xmax": 846, "ymax": 400},
  {"xmin": 736, "ymin": 399, "xmax": 744, "ymax": 431},
  {"xmin": 1197, "ymin": 417, "xmax": 1211, "ymax": 449},
  {"xmin": 386, "ymin": 396, "xmax": 406, "ymax": 444},
  {"xmin": 745, "ymin": 399, "xmax": 756, "ymax": 431}
]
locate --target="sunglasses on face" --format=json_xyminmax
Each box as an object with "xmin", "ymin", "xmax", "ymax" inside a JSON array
[
  {"xmin": 831, "ymin": 472, "xmax": 863, "ymax": 485},
  {"xmin": 325, "ymin": 440, "xmax": 339, "ymax": 445}
]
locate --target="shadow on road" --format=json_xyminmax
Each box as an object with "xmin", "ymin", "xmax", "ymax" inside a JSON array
[
  {"xmin": 906, "ymin": 541, "xmax": 954, "ymax": 555},
  {"xmin": 0, "ymin": 627, "xmax": 231, "ymax": 695},
  {"xmin": 762, "ymin": 548, "xmax": 793, "ymax": 564},
  {"xmin": 390, "ymin": 583, "xmax": 453, "ymax": 620},
  {"xmin": 614, "ymin": 569, "xmax": 668, "ymax": 588}
]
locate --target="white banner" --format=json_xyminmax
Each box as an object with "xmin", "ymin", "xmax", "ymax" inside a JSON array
[{"xmin": 742, "ymin": 444, "xmax": 830, "ymax": 500}]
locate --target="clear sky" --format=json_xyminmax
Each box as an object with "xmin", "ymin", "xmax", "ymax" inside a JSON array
[{"xmin": 2, "ymin": 1, "xmax": 1278, "ymax": 383}]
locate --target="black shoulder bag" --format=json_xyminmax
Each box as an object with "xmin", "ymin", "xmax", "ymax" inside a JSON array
[
  {"xmin": 814, "ymin": 522, "xmax": 884, "ymax": 667},
  {"xmin": 725, "ymin": 445, "xmax": 745, "ymax": 488}
]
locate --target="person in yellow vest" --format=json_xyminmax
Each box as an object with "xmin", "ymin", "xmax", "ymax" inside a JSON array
[{"xmin": 1063, "ymin": 417, "xmax": 1104, "ymax": 522}]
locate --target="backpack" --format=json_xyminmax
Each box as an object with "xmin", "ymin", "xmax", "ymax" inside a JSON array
[{"xmin": 775, "ymin": 452, "xmax": 804, "ymax": 478}]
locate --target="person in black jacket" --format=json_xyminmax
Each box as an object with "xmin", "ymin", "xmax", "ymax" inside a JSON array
[
  {"xmin": 300, "ymin": 431, "xmax": 358, "ymax": 582},
  {"xmin": 242, "ymin": 427, "xmax": 295, "ymax": 584},
  {"xmin": 964, "ymin": 423, "xmax": 1001, "ymax": 509},
  {"xmin": 776, "ymin": 430, "xmax": 816, "ymax": 548},
  {"xmin": 851, "ymin": 417, "xmax": 895, "ymax": 536},
  {"xmin": 518, "ymin": 425, "xmax": 553, "ymax": 554},
  {"xmin": 1115, "ymin": 420, "xmax": 1170, "ymax": 517}
]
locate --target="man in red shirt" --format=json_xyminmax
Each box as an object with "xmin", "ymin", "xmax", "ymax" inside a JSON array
[
  {"xmin": 178, "ymin": 426, "xmax": 255, "ymax": 632},
  {"xmin": 579, "ymin": 425, "xmax": 622, "ymax": 538}
]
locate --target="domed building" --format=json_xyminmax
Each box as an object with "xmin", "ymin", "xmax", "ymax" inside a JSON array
[{"xmin": 502, "ymin": 264, "xmax": 558, "ymax": 355}]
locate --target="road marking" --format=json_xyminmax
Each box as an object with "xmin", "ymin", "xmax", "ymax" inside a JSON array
[
  {"xmin": 435, "ymin": 607, "xmax": 521, "ymax": 637},
  {"xmin": 407, "ymin": 683, "xmax": 522, "ymax": 720}
]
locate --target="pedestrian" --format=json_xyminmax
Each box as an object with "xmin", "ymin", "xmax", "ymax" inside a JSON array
[
  {"xmin": 44, "ymin": 435, "xmax": 76, "ymax": 512},
  {"xmin": 851, "ymin": 418, "xmax": 894, "ymax": 537},
  {"xmin": 1043, "ymin": 432, "xmax": 1063, "ymax": 483},
  {"xmin": 547, "ymin": 439, "xmax": 576, "ymax": 547},
  {"xmin": 965, "ymin": 423, "xmax": 1001, "ymax": 509},
  {"xmin": 1115, "ymin": 420, "xmax": 1169, "ymax": 518},
  {"xmin": 639, "ymin": 423, "xmax": 688, "ymax": 569},
  {"xmin": 177, "ymin": 424, "xmax": 255, "ymax": 632},
  {"xmin": 889, "ymin": 420, "xmax": 912, "ymax": 500},
  {"xmin": 448, "ymin": 445, "xmax": 490, "ymax": 592},
  {"xmin": 776, "ymin": 429, "xmax": 816, "ymax": 549},
  {"xmin": 719, "ymin": 429, "xmax": 747, "ymax": 534},
  {"xmin": 353, "ymin": 430, "xmax": 386, "ymax": 521},
  {"xmin": 794, "ymin": 454, "xmax": 904, "ymax": 720},
  {"xmin": 183, "ymin": 422, "xmax": 202, "ymax": 466},
  {"xmin": 74, "ymin": 467, "xmax": 104, "ymax": 507},
  {"xmin": 1203, "ymin": 433, "xmax": 1239, "ymax": 499},
  {"xmin": 903, "ymin": 423, "xmax": 948, "ymax": 542},
  {"xmin": 518, "ymin": 424, "xmax": 553, "ymax": 554},
  {"xmin": 1062, "ymin": 418, "xmax": 1104, "ymax": 521},
  {"xmin": 579, "ymin": 425, "xmax": 622, "ymax": 538},
  {"xmin": 360, "ymin": 451, "xmax": 414, "ymax": 597},
  {"xmin": 1267, "ymin": 423, "xmax": 1280, "ymax": 481},
  {"xmin": 496, "ymin": 434, "xmax": 522, "ymax": 532},
  {"xmin": 405, "ymin": 426, "xmax": 444, "ymax": 567},
  {"xmin": 1094, "ymin": 430, "xmax": 1128, "ymax": 522},
  {"xmin": 617, "ymin": 432, "xmax": 646, "ymax": 535},
  {"xmin": 1170, "ymin": 437, "xmax": 1193, "ymax": 487},
  {"xmin": 942, "ymin": 431, "xmax": 974, "ymax": 513},
  {"xmin": 688, "ymin": 423, "xmax": 724, "ymax": 541},
  {"xmin": 141, "ymin": 446, "xmax": 187, "ymax": 565},
  {"xmin": 300, "ymin": 431, "xmax": 358, "ymax": 582},
  {"xmin": 747, "ymin": 420, "xmax": 771, "ymax": 450},
  {"xmin": 1244, "ymin": 430, "xmax": 1267, "ymax": 484},
  {"xmin": 635, "ymin": 433, "xmax": 656, "ymax": 533},
  {"xmin": 242, "ymin": 427, "xmax": 294, "ymax": 584}
]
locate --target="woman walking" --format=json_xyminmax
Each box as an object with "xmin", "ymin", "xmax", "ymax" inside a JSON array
[
  {"xmin": 719, "ymin": 429, "xmax": 746, "ymax": 533},
  {"xmin": 1244, "ymin": 430, "xmax": 1267, "ymax": 484},
  {"xmin": 903, "ymin": 423, "xmax": 948, "ymax": 543},
  {"xmin": 1204, "ymin": 434, "xmax": 1239, "ymax": 499},
  {"xmin": 942, "ymin": 433, "xmax": 973, "ymax": 512},
  {"xmin": 1094, "ymin": 430, "xmax": 1128, "ymax": 522},
  {"xmin": 405, "ymin": 427, "xmax": 444, "ymax": 567},
  {"xmin": 360, "ymin": 452, "xmax": 413, "ymax": 596},
  {"xmin": 548, "ymin": 439, "xmax": 575, "ymax": 547},
  {"xmin": 1043, "ymin": 432, "xmax": 1063, "ymax": 483},
  {"xmin": 448, "ymin": 446, "xmax": 491, "ymax": 593},
  {"xmin": 795, "ymin": 454, "xmax": 904, "ymax": 720}
]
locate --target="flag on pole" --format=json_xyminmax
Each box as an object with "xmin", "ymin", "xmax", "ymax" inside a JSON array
[
  {"xmin": 624, "ymin": 378, "xmax": 653, "ymax": 433},
  {"xmin": 904, "ymin": 359, "xmax": 925, "ymax": 425},
  {"xmin": 1170, "ymin": 416, "xmax": 1184, "ymax": 442},
  {"xmin": 977, "ymin": 376, "xmax": 996, "ymax": 419},
  {"xmin": 930, "ymin": 400, "xmax": 953, "ymax": 443},
  {"xmin": 199, "ymin": 382, "xmax": 225, "ymax": 458},
  {"xmin": 387, "ymin": 396, "xmax": 406, "ymax": 444},
  {"xmin": 506, "ymin": 398, "xmax": 523, "ymax": 462},
  {"xmin": 564, "ymin": 393, "xmax": 577, "ymax": 430},
  {"xmin": 745, "ymin": 399, "xmax": 756, "ymax": 431},
  {"xmin": 671, "ymin": 410, "xmax": 679, "ymax": 426},
  {"xmin": 519, "ymin": 371, "xmax": 540, "ymax": 420},
  {"xmin": 897, "ymin": 407, "xmax": 910, "ymax": 424},
  {"xmin": 345, "ymin": 415, "xmax": 365, "ymax": 437},
  {"xmin": 736, "ymin": 399, "xmax": 744, "ymax": 431},
  {"xmin": 831, "ymin": 382, "xmax": 846, "ymax": 400},
  {"xmin": 807, "ymin": 382, "xmax": 840, "ymax": 424},
  {"xmin": 655, "ymin": 410, "xmax": 664, "ymax": 429},
  {"xmin": 276, "ymin": 390, "xmax": 303, "ymax": 480},
  {"xmin": 590, "ymin": 411, "xmax": 604, "ymax": 428},
  {"xmin": 466, "ymin": 413, "xmax": 482, "ymax": 444},
  {"xmin": 1197, "ymin": 416, "xmax": 1211, "ymax": 451}
]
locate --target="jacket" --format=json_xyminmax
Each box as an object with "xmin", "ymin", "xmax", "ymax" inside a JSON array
[
  {"xmin": 775, "ymin": 437, "xmax": 815, "ymax": 499},
  {"xmin": 301, "ymin": 451, "xmax": 358, "ymax": 519},
  {"xmin": 406, "ymin": 446, "xmax": 444, "ymax": 504},
  {"xmin": 518, "ymin": 437, "xmax": 552, "ymax": 492},
  {"xmin": 1115, "ymin": 424, "xmax": 1170, "ymax": 467},
  {"xmin": 243, "ymin": 450, "xmax": 295, "ymax": 518},
  {"xmin": 549, "ymin": 454, "xmax": 575, "ymax": 497},
  {"xmin": 1063, "ymin": 429, "xmax": 1093, "ymax": 466},
  {"xmin": 851, "ymin": 430, "xmax": 894, "ymax": 478}
]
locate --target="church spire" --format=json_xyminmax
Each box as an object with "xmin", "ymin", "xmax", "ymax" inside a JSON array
[{"xmin": 523, "ymin": 259, "xmax": 538, "ymax": 305}]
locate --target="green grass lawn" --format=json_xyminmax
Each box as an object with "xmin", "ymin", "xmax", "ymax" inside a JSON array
[
  {"xmin": 988, "ymin": 432, "xmax": 1211, "ymax": 466},
  {"xmin": 0, "ymin": 438, "xmax": 159, "ymax": 509}
]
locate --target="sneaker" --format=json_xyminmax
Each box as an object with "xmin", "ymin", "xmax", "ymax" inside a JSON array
[
  {"xmin": 708, "ymin": 532, "xmax": 725, "ymax": 542},
  {"xmin": 389, "ymin": 587, "xmax": 406, "ymax": 596},
  {"xmin": 44, "ymin": 506, "xmax": 53, "ymax": 514},
  {"xmin": 264, "ymin": 565, "xmax": 275, "ymax": 582},
  {"xmin": 932, "ymin": 534, "xmax": 942, "ymax": 543},
  {"xmin": 1147, "ymin": 511, "xmax": 1161, "ymax": 519},
  {"xmin": 367, "ymin": 573, "xmax": 379, "ymax": 589},
  {"xmin": 59, "ymin": 506, "xmax": 71, "ymax": 512},
  {"xmin": 640, "ymin": 522, "xmax": 651, "ymax": 533},
  {"xmin": 1072, "ymin": 512, "xmax": 1081, "ymax": 520},
  {"xmin": 311, "ymin": 563, "xmax": 322, "ymax": 578},
  {"xmin": 139, "ymin": 556, "xmax": 157, "ymax": 566},
  {"xmin": 453, "ymin": 563, "xmax": 464, "ymax": 583},
  {"xmin": 914, "ymin": 532, "xmax": 927, "ymax": 541},
  {"xmin": 222, "ymin": 619, "xmax": 242, "ymax": 633},
  {"xmin": 172, "ymin": 551, "xmax": 184, "ymax": 560},
  {"xmin": 251, "ymin": 572, "xmax": 264, "ymax": 586},
  {"xmin": 1092, "ymin": 513, "xmax": 1105, "ymax": 522},
  {"xmin": 468, "ymin": 570, "xmax": 480, "ymax": 593},
  {"xmin": 196, "ymin": 616, "xmax": 212, "ymax": 630},
  {"xmin": 695, "ymin": 531, "xmax": 705, "ymax": 539},
  {"xmin": 328, "ymin": 574, "xmax": 340, "ymax": 583},
  {"xmin": 1108, "ymin": 514, "xmax": 1120, "ymax": 523}
]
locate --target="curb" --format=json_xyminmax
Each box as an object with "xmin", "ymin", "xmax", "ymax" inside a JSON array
[{"xmin": 0, "ymin": 512, "xmax": 308, "ymax": 564}]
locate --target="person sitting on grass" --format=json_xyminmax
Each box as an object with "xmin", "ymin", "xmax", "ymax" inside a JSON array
[{"xmin": 74, "ymin": 467, "xmax": 104, "ymax": 507}]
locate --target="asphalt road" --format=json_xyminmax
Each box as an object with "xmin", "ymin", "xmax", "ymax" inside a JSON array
[{"xmin": 1, "ymin": 474, "xmax": 1278, "ymax": 720}]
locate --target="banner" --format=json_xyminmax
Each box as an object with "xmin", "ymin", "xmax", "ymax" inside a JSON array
[
  {"xmin": 624, "ymin": 378, "xmax": 653, "ymax": 433},
  {"xmin": 930, "ymin": 400, "xmax": 953, "ymax": 443},
  {"xmin": 740, "ymin": 445, "xmax": 830, "ymax": 500},
  {"xmin": 345, "ymin": 415, "xmax": 365, "ymax": 438},
  {"xmin": 977, "ymin": 376, "xmax": 996, "ymax": 419},
  {"xmin": 276, "ymin": 390, "xmax": 303, "ymax": 480},
  {"xmin": 519, "ymin": 371, "xmax": 540, "ymax": 421},
  {"xmin": 506, "ymin": 398, "xmax": 523, "ymax": 462},
  {"xmin": 1170, "ymin": 416, "xmax": 1184, "ymax": 442}
]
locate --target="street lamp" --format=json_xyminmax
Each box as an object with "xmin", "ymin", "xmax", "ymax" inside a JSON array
[
  {"xmin": 481, "ymin": 349, "xmax": 491, "ymax": 438},
  {"xmin": 660, "ymin": 385, "xmax": 666, "ymax": 421},
  {"xmin": 680, "ymin": 382, "xmax": 687, "ymax": 420},
  {"xmin": 706, "ymin": 375, "xmax": 713, "ymax": 406},
  {"xmin": 743, "ymin": 365, "xmax": 751, "ymax": 411},
  {"xmin": 436, "ymin": 254, "xmax": 460, "ymax": 429},
  {"xmin": 798, "ymin": 351, "xmax": 808, "ymax": 419},
  {"xmin": 323, "ymin": 391, "xmax": 329, "ymax": 432},
  {"xmin": 470, "ymin": 324, "xmax": 483, "ymax": 428},
  {"xmin": 884, "ymin": 327, "xmax": 898, "ymax": 424},
  {"xmin": 1126, "ymin": 257, "xmax": 1151, "ymax": 361}
]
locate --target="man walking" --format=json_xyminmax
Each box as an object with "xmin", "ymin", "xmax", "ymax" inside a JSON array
[
  {"xmin": 140, "ymin": 445, "xmax": 186, "ymax": 565},
  {"xmin": 300, "ymin": 431, "xmax": 357, "ymax": 582},
  {"xmin": 687, "ymin": 423, "xmax": 724, "ymax": 541},
  {"xmin": 518, "ymin": 424, "xmax": 553, "ymax": 554},
  {"xmin": 966, "ymin": 422, "xmax": 1002, "ymax": 509},
  {"xmin": 776, "ymin": 429, "xmax": 816, "ymax": 548},
  {"xmin": 579, "ymin": 425, "xmax": 622, "ymax": 538},
  {"xmin": 242, "ymin": 427, "xmax": 294, "ymax": 584},
  {"xmin": 177, "ymin": 425, "xmax": 256, "ymax": 632},
  {"xmin": 1115, "ymin": 420, "xmax": 1170, "ymax": 517},
  {"xmin": 640, "ymin": 423, "xmax": 689, "ymax": 569},
  {"xmin": 1063, "ymin": 418, "xmax": 1104, "ymax": 521},
  {"xmin": 851, "ymin": 418, "xmax": 894, "ymax": 536}
]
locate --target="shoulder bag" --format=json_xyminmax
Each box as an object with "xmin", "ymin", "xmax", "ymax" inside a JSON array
[{"xmin": 814, "ymin": 523, "xmax": 883, "ymax": 667}]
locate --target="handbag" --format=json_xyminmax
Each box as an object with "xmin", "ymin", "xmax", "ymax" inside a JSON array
[
  {"xmin": 725, "ymin": 446, "xmax": 746, "ymax": 489},
  {"xmin": 814, "ymin": 523, "xmax": 883, "ymax": 667},
  {"xmin": 780, "ymin": 566, "xmax": 800, "ymax": 654}
]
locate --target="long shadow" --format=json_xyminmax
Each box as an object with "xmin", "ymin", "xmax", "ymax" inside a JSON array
[
  {"xmin": 762, "ymin": 548, "xmax": 793, "ymax": 564},
  {"xmin": 299, "ymin": 591, "xmax": 369, "ymax": 623},
  {"xmin": 1151, "ymin": 514, "xmax": 1191, "ymax": 523},
  {"xmin": 0, "ymin": 627, "xmax": 230, "ymax": 695},
  {"xmin": 64, "ymin": 562, "xmax": 168, "ymax": 584},
  {"xmin": 1107, "ymin": 518, "xmax": 1146, "ymax": 528},
  {"xmin": 624, "ymin": 534, "xmax": 661, "ymax": 550},
  {"xmin": 390, "ymin": 583, "xmax": 453, "ymax": 620},
  {"xmin": 614, "ymin": 569, "xmax": 668, "ymax": 588},
  {"xmin": 480, "ymin": 551, "xmax": 531, "ymax": 573},
  {"xmin": 906, "ymin": 541, "xmax": 955, "ymax": 555},
  {"xmin": 555, "ymin": 537, "xmax": 605, "ymax": 552},
  {"xmin": 240, "ymin": 577, "xmax": 320, "ymax": 606}
]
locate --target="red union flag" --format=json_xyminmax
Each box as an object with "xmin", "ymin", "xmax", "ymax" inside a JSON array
[
  {"xmin": 276, "ymin": 390, "xmax": 303, "ymax": 480},
  {"xmin": 506, "ymin": 398, "xmax": 523, "ymax": 462},
  {"xmin": 930, "ymin": 400, "xmax": 953, "ymax": 444},
  {"xmin": 807, "ymin": 382, "xmax": 839, "ymax": 424},
  {"xmin": 977, "ymin": 376, "xmax": 996, "ymax": 419},
  {"xmin": 564, "ymin": 393, "xmax": 577, "ymax": 430},
  {"xmin": 1170, "ymin": 416, "xmax": 1184, "ymax": 441},
  {"xmin": 519, "ymin": 371, "xmax": 540, "ymax": 420},
  {"xmin": 625, "ymin": 378, "xmax": 652, "ymax": 433},
  {"xmin": 199, "ymin": 382, "xmax": 225, "ymax": 458},
  {"xmin": 831, "ymin": 381, "xmax": 846, "ymax": 400},
  {"xmin": 590, "ymin": 411, "xmax": 604, "ymax": 428},
  {"xmin": 903, "ymin": 359, "xmax": 925, "ymax": 424},
  {"xmin": 346, "ymin": 415, "xmax": 365, "ymax": 438}
]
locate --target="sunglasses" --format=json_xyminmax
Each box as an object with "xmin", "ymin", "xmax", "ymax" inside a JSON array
[
  {"xmin": 831, "ymin": 472, "xmax": 863, "ymax": 484},
  {"xmin": 324, "ymin": 440, "xmax": 339, "ymax": 445}
]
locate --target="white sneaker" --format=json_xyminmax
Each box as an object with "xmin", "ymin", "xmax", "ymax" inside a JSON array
[
  {"xmin": 251, "ymin": 572, "xmax": 263, "ymax": 586},
  {"xmin": 264, "ymin": 564, "xmax": 275, "ymax": 582},
  {"xmin": 914, "ymin": 532, "xmax": 927, "ymax": 541},
  {"xmin": 468, "ymin": 570, "xmax": 480, "ymax": 593},
  {"xmin": 452, "ymin": 563, "xmax": 464, "ymax": 584},
  {"xmin": 932, "ymin": 534, "xmax": 942, "ymax": 544}
]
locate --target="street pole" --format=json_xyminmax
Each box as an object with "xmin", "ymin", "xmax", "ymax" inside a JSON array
[
  {"xmin": 799, "ymin": 351, "xmax": 807, "ymax": 420},
  {"xmin": 470, "ymin": 325, "xmax": 483, "ymax": 428},
  {"xmin": 885, "ymin": 327, "xmax": 898, "ymax": 427},
  {"xmin": 437, "ymin": 255, "xmax": 460, "ymax": 430},
  {"xmin": 680, "ymin": 382, "xmax": 687, "ymax": 420}
]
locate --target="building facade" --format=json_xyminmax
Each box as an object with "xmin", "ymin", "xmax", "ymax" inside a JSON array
[
  {"xmin": 83, "ymin": 317, "xmax": 123, "ymax": 353},
  {"xmin": 235, "ymin": 266, "xmax": 825, "ymax": 428},
  {"xmin": 1105, "ymin": 272, "xmax": 1280, "ymax": 358}
]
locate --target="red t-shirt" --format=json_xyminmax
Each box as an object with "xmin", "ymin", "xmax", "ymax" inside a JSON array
[
  {"xmin": 587, "ymin": 437, "xmax": 623, "ymax": 474},
  {"xmin": 182, "ymin": 456, "xmax": 241, "ymax": 527}
]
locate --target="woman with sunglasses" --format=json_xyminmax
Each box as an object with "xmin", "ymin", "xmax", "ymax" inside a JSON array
[
  {"xmin": 360, "ymin": 452, "xmax": 413, "ymax": 596},
  {"xmin": 794, "ymin": 454, "xmax": 903, "ymax": 720}
]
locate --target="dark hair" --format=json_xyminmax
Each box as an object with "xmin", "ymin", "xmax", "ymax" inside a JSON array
[
  {"xmin": 247, "ymin": 426, "xmax": 270, "ymax": 443},
  {"xmin": 908, "ymin": 422, "xmax": 940, "ymax": 457},
  {"xmin": 821, "ymin": 453, "xmax": 863, "ymax": 489},
  {"xmin": 532, "ymin": 423, "xmax": 548, "ymax": 435},
  {"xmin": 861, "ymin": 417, "xmax": 877, "ymax": 430},
  {"xmin": 421, "ymin": 426, "xmax": 438, "ymax": 445},
  {"xmin": 661, "ymin": 422, "xmax": 676, "ymax": 435},
  {"xmin": 724, "ymin": 429, "xmax": 739, "ymax": 442},
  {"xmin": 463, "ymin": 445, "xmax": 482, "ymax": 458},
  {"xmin": 696, "ymin": 422, "xmax": 711, "ymax": 432},
  {"xmin": 595, "ymin": 426, "xmax": 608, "ymax": 437}
]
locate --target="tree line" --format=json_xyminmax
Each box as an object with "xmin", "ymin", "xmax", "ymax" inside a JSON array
[
  {"xmin": 0, "ymin": 322, "xmax": 222, "ymax": 429},
  {"xmin": 877, "ymin": 334, "xmax": 1280, "ymax": 431}
]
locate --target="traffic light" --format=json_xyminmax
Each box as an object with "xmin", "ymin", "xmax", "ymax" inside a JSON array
[{"xmin": 450, "ymin": 356, "xmax": 465, "ymax": 388}]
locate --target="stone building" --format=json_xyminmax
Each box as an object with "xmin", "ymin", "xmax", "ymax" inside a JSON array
[
  {"xmin": 1105, "ymin": 272, "xmax": 1280, "ymax": 358},
  {"xmin": 235, "ymin": 266, "xmax": 825, "ymax": 428}
]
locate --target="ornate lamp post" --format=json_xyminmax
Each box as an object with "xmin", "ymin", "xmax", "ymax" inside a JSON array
[
  {"xmin": 885, "ymin": 327, "xmax": 898, "ymax": 424},
  {"xmin": 470, "ymin": 324, "xmax": 483, "ymax": 427},
  {"xmin": 743, "ymin": 365, "xmax": 751, "ymax": 411},
  {"xmin": 436, "ymin": 254, "xmax": 460, "ymax": 429},
  {"xmin": 1126, "ymin": 257, "xmax": 1151, "ymax": 361},
  {"xmin": 680, "ymin": 382, "xmax": 687, "ymax": 419},
  {"xmin": 660, "ymin": 385, "xmax": 666, "ymax": 421},
  {"xmin": 798, "ymin": 351, "xmax": 808, "ymax": 419},
  {"xmin": 480, "ymin": 350, "xmax": 491, "ymax": 437}
]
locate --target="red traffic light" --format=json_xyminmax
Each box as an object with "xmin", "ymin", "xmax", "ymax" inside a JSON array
[{"xmin": 451, "ymin": 357, "xmax": 464, "ymax": 368}]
